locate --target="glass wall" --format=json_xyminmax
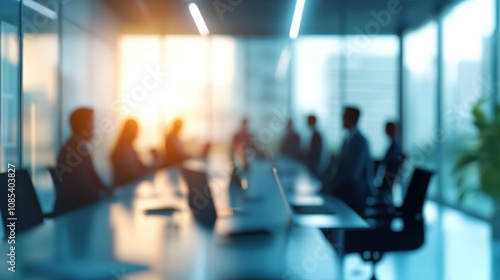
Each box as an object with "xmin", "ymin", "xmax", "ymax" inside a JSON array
[
  {"xmin": 22, "ymin": 0, "xmax": 60, "ymax": 213},
  {"xmin": 344, "ymin": 36, "xmax": 399, "ymax": 158},
  {"xmin": 403, "ymin": 21, "xmax": 438, "ymax": 196},
  {"xmin": 441, "ymin": 0, "xmax": 496, "ymax": 216},
  {"xmin": 293, "ymin": 37, "xmax": 342, "ymax": 155},
  {"xmin": 0, "ymin": 0, "xmax": 21, "ymax": 172},
  {"xmin": 119, "ymin": 35, "xmax": 399, "ymax": 168}
]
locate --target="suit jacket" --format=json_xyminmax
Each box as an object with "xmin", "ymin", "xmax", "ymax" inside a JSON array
[
  {"xmin": 165, "ymin": 132, "xmax": 189, "ymax": 165},
  {"xmin": 308, "ymin": 130, "xmax": 322, "ymax": 175},
  {"xmin": 280, "ymin": 131, "xmax": 300, "ymax": 158},
  {"xmin": 54, "ymin": 136, "xmax": 108, "ymax": 212},
  {"xmin": 328, "ymin": 129, "xmax": 374, "ymax": 213},
  {"xmin": 110, "ymin": 143, "xmax": 149, "ymax": 187}
]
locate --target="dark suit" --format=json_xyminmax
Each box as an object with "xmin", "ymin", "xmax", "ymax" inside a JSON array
[
  {"xmin": 280, "ymin": 131, "xmax": 300, "ymax": 158},
  {"xmin": 307, "ymin": 130, "xmax": 322, "ymax": 176},
  {"xmin": 54, "ymin": 136, "xmax": 108, "ymax": 213},
  {"xmin": 165, "ymin": 133, "xmax": 189, "ymax": 165},
  {"xmin": 110, "ymin": 143, "xmax": 149, "ymax": 187},
  {"xmin": 324, "ymin": 129, "xmax": 374, "ymax": 214}
]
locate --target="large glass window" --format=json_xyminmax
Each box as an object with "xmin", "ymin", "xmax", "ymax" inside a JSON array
[
  {"xmin": 403, "ymin": 21, "xmax": 438, "ymax": 195},
  {"xmin": 293, "ymin": 37, "xmax": 342, "ymax": 153},
  {"xmin": 344, "ymin": 36, "xmax": 399, "ymax": 158},
  {"xmin": 441, "ymin": 0, "xmax": 496, "ymax": 216},
  {"xmin": 22, "ymin": 1, "xmax": 59, "ymax": 213},
  {"xmin": 0, "ymin": 0, "xmax": 21, "ymax": 172}
]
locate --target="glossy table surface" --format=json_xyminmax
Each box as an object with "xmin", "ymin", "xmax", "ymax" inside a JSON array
[{"xmin": 0, "ymin": 157, "xmax": 367, "ymax": 280}]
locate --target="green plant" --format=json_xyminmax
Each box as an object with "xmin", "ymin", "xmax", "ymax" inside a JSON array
[{"xmin": 454, "ymin": 99, "xmax": 500, "ymax": 202}]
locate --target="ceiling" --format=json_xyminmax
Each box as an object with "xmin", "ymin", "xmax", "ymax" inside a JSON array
[{"xmin": 105, "ymin": 0, "xmax": 457, "ymax": 36}]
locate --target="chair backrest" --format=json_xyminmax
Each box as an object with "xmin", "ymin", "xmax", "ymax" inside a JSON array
[
  {"xmin": 400, "ymin": 168, "xmax": 433, "ymax": 216},
  {"xmin": 180, "ymin": 167, "xmax": 217, "ymax": 225},
  {"xmin": 0, "ymin": 170, "xmax": 44, "ymax": 236},
  {"xmin": 379, "ymin": 154, "xmax": 406, "ymax": 190},
  {"xmin": 47, "ymin": 166, "xmax": 74, "ymax": 216}
]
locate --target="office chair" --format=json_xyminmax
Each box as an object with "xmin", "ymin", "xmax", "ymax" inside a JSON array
[
  {"xmin": 367, "ymin": 154, "xmax": 406, "ymax": 208},
  {"xmin": 47, "ymin": 166, "xmax": 77, "ymax": 217},
  {"xmin": 0, "ymin": 170, "xmax": 45, "ymax": 236},
  {"xmin": 324, "ymin": 168, "xmax": 433, "ymax": 280}
]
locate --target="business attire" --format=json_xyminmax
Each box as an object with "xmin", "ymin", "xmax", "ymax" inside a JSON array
[
  {"xmin": 307, "ymin": 129, "xmax": 322, "ymax": 176},
  {"xmin": 54, "ymin": 136, "xmax": 109, "ymax": 213},
  {"xmin": 378, "ymin": 138, "xmax": 404, "ymax": 203},
  {"xmin": 110, "ymin": 143, "xmax": 150, "ymax": 187},
  {"xmin": 165, "ymin": 132, "xmax": 189, "ymax": 166},
  {"xmin": 381, "ymin": 138, "xmax": 403, "ymax": 172},
  {"xmin": 323, "ymin": 128, "xmax": 374, "ymax": 214},
  {"xmin": 280, "ymin": 130, "xmax": 300, "ymax": 159}
]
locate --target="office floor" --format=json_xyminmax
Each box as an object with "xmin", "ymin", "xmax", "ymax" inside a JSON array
[{"xmin": 343, "ymin": 201, "xmax": 497, "ymax": 280}]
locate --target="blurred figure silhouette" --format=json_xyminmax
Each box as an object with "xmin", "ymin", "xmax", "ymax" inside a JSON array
[
  {"xmin": 54, "ymin": 108, "xmax": 110, "ymax": 213},
  {"xmin": 322, "ymin": 107, "xmax": 374, "ymax": 214},
  {"xmin": 165, "ymin": 118, "xmax": 190, "ymax": 166},
  {"xmin": 377, "ymin": 121, "xmax": 405, "ymax": 204},
  {"xmin": 305, "ymin": 115, "xmax": 322, "ymax": 176},
  {"xmin": 232, "ymin": 118, "xmax": 255, "ymax": 158},
  {"xmin": 381, "ymin": 122, "xmax": 403, "ymax": 170},
  {"xmin": 110, "ymin": 118, "xmax": 162, "ymax": 187},
  {"xmin": 280, "ymin": 119, "xmax": 300, "ymax": 159}
]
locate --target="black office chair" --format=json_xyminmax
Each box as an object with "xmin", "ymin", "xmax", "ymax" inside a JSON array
[
  {"xmin": 47, "ymin": 166, "xmax": 76, "ymax": 217},
  {"xmin": 0, "ymin": 170, "xmax": 45, "ymax": 236},
  {"xmin": 324, "ymin": 168, "xmax": 433, "ymax": 280}
]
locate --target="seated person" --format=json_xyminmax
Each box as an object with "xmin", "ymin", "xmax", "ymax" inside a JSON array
[
  {"xmin": 322, "ymin": 107, "xmax": 374, "ymax": 215},
  {"xmin": 165, "ymin": 119, "xmax": 190, "ymax": 166},
  {"xmin": 231, "ymin": 118, "xmax": 256, "ymax": 160},
  {"xmin": 280, "ymin": 119, "xmax": 301, "ymax": 159},
  {"xmin": 110, "ymin": 118, "xmax": 162, "ymax": 187},
  {"xmin": 377, "ymin": 121, "xmax": 404, "ymax": 203},
  {"xmin": 165, "ymin": 118, "xmax": 210, "ymax": 166},
  {"xmin": 54, "ymin": 108, "xmax": 111, "ymax": 213}
]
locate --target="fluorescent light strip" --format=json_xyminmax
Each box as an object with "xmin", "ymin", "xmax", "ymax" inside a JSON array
[
  {"xmin": 189, "ymin": 3, "xmax": 209, "ymax": 36},
  {"xmin": 289, "ymin": 0, "xmax": 305, "ymax": 39},
  {"xmin": 17, "ymin": 0, "xmax": 58, "ymax": 20},
  {"xmin": 275, "ymin": 47, "xmax": 291, "ymax": 80}
]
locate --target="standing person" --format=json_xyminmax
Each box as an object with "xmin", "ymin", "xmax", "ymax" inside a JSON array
[
  {"xmin": 280, "ymin": 119, "xmax": 301, "ymax": 159},
  {"xmin": 322, "ymin": 107, "xmax": 374, "ymax": 215},
  {"xmin": 306, "ymin": 115, "xmax": 322, "ymax": 176}
]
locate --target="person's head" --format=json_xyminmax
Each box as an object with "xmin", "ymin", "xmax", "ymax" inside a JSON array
[
  {"xmin": 70, "ymin": 107, "xmax": 94, "ymax": 140},
  {"xmin": 307, "ymin": 115, "xmax": 317, "ymax": 129},
  {"xmin": 241, "ymin": 118, "xmax": 249, "ymax": 132},
  {"xmin": 172, "ymin": 118, "xmax": 183, "ymax": 134},
  {"xmin": 342, "ymin": 106, "xmax": 360, "ymax": 129},
  {"xmin": 119, "ymin": 118, "xmax": 139, "ymax": 144},
  {"xmin": 385, "ymin": 122, "xmax": 397, "ymax": 139},
  {"xmin": 287, "ymin": 119, "xmax": 294, "ymax": 131}
]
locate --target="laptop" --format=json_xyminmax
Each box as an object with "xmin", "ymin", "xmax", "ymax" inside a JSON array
[
  {"xmin": 180, "ymin": 166, "xmax": 246, "ymax": 223},
  {"xmin": 272, "ymin": 167, "xmax": 336, "ymax": 223}
]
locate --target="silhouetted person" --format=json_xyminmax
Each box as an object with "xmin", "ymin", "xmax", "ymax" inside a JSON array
[
  {"xmin": 54, "ymin": 108, "xmax": 110, "ymax": 213},
  {"xmin": 322, "ymin": 107, "xmax": 374, "ymax": 214},
  {"xmin": 280, "ymin": 119, "xmax": 301, "ymax": 159},
  {"xmin": 381, "ymin": 122, "xmax": 403, "ymax": 171},
  {"xmin": 232, "ymin": 118, "xmax": 255, "ymax": 158},
  {"xmin": 377, "ymin": 121, "xmax": 404, "ymax": 204},
  {"xmin": 306, "ymin": 115, "xmax": 322, "ymax": 176},
  {"xmin": 110, "ymin": 118, "xmax": 161, "ymax": 187},
  {"xmin": 165, "ymin": 118, "xmax": 190, "ymax": 166}
]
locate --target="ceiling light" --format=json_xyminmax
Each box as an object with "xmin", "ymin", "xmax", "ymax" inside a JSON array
[{"xmin": 189, "ymin": 3, "xmax": 209, "ymax": 36}]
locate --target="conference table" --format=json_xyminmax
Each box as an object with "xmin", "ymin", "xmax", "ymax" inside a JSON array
[{"xmin": 0, "ymin": 156, "xmax": 367, "ymax": 280}]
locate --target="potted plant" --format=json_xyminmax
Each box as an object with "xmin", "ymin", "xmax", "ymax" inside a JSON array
[{"xmin": 454, "ymin": 99, "xmax": 500, "ymax": 240}]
